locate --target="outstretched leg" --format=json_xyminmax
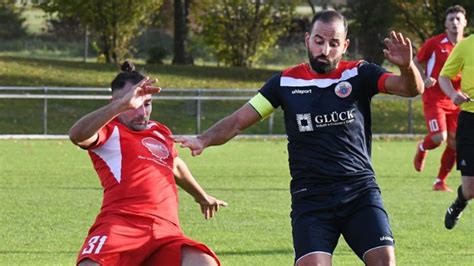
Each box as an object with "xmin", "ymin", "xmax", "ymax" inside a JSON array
[
  {"xmin": 364, "ymin": 246, "xmax": 395, "ymax": 266},
  {"xmin": 445, "ymin": 177, "xmax": 474, "ymax": 229},
  {"xmin": 414, "ymin": 132, "xmax": 445, "ymax": 172}
]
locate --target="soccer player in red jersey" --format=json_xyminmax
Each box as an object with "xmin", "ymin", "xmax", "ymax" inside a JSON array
[
  {"xmin": 413, "ymin": 5, "xmax": 467, "ymax": 192},
  {"xmin": 69, "ymin": 60, "xmax": 227, "ymax": 266}
]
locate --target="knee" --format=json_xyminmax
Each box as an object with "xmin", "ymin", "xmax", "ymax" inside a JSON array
[
  {"xmin": 431, "ymin": 132, "xmax": 447, "ymax": 145},
  {"xmin": 296, "ymin": 253, "xmax": 332, "ymax": 266},
  {"xmin": 365, "ymin": 256, "xmax": 396, "ymax": 266},
  {"xmin": 78, "ymin": 259, "xmax": 100, "ymax": 266},
  {"xmin": 364, "ymin": 247, "xmax": 395, "ymax": 266},
  {"xmin": 181, "ymin": 246, "xmax": 218, "ymax": 266}
]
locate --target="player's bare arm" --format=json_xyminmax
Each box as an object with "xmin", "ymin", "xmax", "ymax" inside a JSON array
[
  {"xmin": 69, "ymin": 78, "xmax": 160, "ymax": 148},
  {"xmin": 383, "ymin": 31, "xmax": 424, "ymax": 97},
  {"xmin": 438, "ymin": 75, "xmax": 470, "ymax": 105},
  {"xmin": 413, "ymin": 58, "xmax": 436, "ymax": 87},
  {"xmin": 173, "ymin": 157, "xmax": 227, "ymax": 219},
  {"xmin": 174, "ymin": 104, "xmax": 261, "ymax": 156}
]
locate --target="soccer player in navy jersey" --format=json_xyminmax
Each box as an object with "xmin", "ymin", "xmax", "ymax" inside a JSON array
[{"xmin": 175, "ymin": 10, "xmax": 423, "ymax": 266}]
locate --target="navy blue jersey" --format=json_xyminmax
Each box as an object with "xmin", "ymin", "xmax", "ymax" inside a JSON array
[{"xmin": 257, "ymin": 61, "xmax": 390, "ymax": 197}]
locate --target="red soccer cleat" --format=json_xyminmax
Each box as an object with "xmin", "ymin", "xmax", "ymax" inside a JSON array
[
  {"xmin": 433, "ymin": 181, "xmax": 453, "ymax": 192},
  {"xmin": 414, "ymin": 143, "xmax": 427, "ymax": 172}
]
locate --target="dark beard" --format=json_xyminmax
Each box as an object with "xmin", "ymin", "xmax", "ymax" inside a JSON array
[{"xmin": 307, "ymin": 51, "xmax": 339, "ymax": 74}]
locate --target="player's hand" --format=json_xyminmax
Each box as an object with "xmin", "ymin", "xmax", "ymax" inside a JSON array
[
  {"xmin": 197, "ymin": 195, "xmax": 228, "ymax": 220},
  {"xmin": 383, "ymin": 31, "xmax": 412, "ymax": 68},
  {"xmin": 450, "ymin": 92, "xmax": 471, "ymax": 106},
  {"xmin": 173, "ymin": 135, "xmax": 206, "ymax": 156},
  {"xmin": 121, "ymin": 77, "xmax": 161, "ymax": 110},
  {"xmin": 424, "ymin": 77, "xmax": 436, "ymax": 88}
]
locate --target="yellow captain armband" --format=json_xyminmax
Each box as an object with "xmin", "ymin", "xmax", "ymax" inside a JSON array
[{"xmin": 248, "ymin": 93, "xmax": 274, "ymax": 120}]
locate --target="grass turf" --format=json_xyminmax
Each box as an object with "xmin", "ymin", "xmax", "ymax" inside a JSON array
[{"xmin": 0, "ymin": 139, "xmax": 472, "ymax": 265}]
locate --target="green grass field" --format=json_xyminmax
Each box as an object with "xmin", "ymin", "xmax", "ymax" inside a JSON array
[{"xmin": 0, "ymin": 139, "xmax": 472, "ymax": 265}]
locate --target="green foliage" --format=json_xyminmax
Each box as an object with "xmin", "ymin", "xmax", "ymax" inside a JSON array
[
  {"xmin": 36, "ymin": 0, "xmax": 164, "ymax": 63},
  {"xmin": 0, "ymin": 1, "xmax": 27, "ymax": 38},
  {"xmin": 343, "ymin": 0, "xmax": 396, "ymax": 65},
  {"xmin": 330, "ymin": 0, "xmax": 473, "ymax": 63},
  {"xmin": 0, "ymin": 140, "xmax": 473, "ymax": 265},
  {"xmin": 258, "ymin": 43, "xmax": 307, "ymax": 67},
  {"xmin": 391, "ymin": 0, "xmax": 474, "ymax": 45},
  {"xmin": 45, "ymin": 16, "xmax": 83, "ymax": 41},
  {"xmin": 193, "ymin": 0, "xmax": 295, "ymax": 67},
  {"xmin": 146, "ymin": 45, "xmax": 169, "ymax": 65}
]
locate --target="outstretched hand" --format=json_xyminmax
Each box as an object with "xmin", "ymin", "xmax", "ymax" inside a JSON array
[
  {"xmin": 173, "ymin": 135, "xmax": 206, "ymax": 156},
  {"xmin": 451, "ymin": 92, "xmax": 472, "ymax": 106},
  {"xmin": 383, "ymin": 31, "xmax": 413, "ymax": 68},
  {"xmin": 121, "ymin": 77, "xmax": 161, "ymax": 109},
  {"xmin": 197, "ymin": 195, "xmax": 228, "ymax": 220}
]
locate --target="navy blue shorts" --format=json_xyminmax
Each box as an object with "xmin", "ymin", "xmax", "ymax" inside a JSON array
[
  {"xmin": 456, "ymin": 111, "xmax": 474, "ymax": 176},
  {"xmin": 291, "ymin": 188, "xmax": 394, "ymax": 263}
]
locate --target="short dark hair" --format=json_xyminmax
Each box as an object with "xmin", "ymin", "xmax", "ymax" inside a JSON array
[
  {"xmin": 111, "ymin": 60, "xmax": 145, "ymax": 92},
  {"xmin": 309, "ymin": 10, "xmax": 348, "ymax": 34},
  {"xmin": 445, "ymin": 5, "xmax": 466, "ymax": 17}
]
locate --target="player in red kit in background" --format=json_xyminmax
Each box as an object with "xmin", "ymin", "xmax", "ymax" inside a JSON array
[
  {"xmin": 69, "ymin": 60, "xmax": 227, "ymax": 266},
  {"xmin": 413, "ymin": 5, "xmax": 467, "ymax": 192}
]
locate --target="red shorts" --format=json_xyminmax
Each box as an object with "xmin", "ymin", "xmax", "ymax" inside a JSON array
[
  {"xmin": 423, "ymin": 102, "xmax": 460, "ymax": 134},
  {"xmin": 76, "ymin": 213, "xmax": 220, "ymax": 266}
]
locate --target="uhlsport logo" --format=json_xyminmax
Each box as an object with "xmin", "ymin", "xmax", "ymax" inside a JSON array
[
  {"xmin": 334, "ymin": 81, "xmax": 352, "ymax": 98},
  {"xmin": 142, "ymin": 137, "xmax": 169, "ymax": 160},
  {"xmin": 292, "ymin": 89, "xmax": 312, "ymax": 95},
  {"xmin": 379, "ymin": 236, "xmax": 394, "ymax": 242}
]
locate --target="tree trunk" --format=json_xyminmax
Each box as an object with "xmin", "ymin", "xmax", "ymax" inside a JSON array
[{"xmin": 173, "ymin": 0, "xmax": 193, "ymax": 65}]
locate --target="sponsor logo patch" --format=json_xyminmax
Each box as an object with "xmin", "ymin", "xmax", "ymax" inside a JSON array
[
  {"xmin": 142, "ymin": 137, "xmax": 169, "ymax": 160},
  {"xmin": 334, "ymin": 81, "xmax": 352, "ymax": 98}
]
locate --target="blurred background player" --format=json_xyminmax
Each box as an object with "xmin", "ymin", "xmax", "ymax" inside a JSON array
[
  {"xmin": 413, "ymin": 5, "xmax": 467, "ymax": 192},
  {"xmin": 176, "ymin": 10, "xmax": 423, "ymax": 266},
  {"xmin": 439, "ymin": 32, "xmax": 474, "ymax": 230},
  {"xmin": 69, "ymin": 60, "xmax": 227, "ymax": 266}
]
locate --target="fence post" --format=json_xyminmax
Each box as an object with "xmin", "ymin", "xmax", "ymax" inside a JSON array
[
  {"xmin": 43, "ymin": 87, "xmax": 48, "ymax": 135},
  {"xmin": 196, "ymin": 89, "xmax": 201, "ymax": 134},
  {"xmin": 407, "ymin": 98, "xmax": 413, "ymax": 134},
  {"xmin": 84, "ymin": 25, "xmax": 89, "ymax": 62}
]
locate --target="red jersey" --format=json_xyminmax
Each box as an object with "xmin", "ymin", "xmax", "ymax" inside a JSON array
[
  {"xmin": 87, "ymin": 118, "xmax": 180, "ymax": 226},
  {"xmin": 416, "ymin": 33, "xmax": 461, "ymax": 107}
]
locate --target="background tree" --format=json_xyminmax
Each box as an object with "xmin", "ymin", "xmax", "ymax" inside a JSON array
[
  {"xmin": 45, "ymin": 16, "xmax": 83, "ymax": 42},
  {"xmin": 392, "ymin": 0, "xmax": 473, "ymax": 45},
  {"xmin": 173, "ymin": 0, "xmax": 193, "ymax": 65},
  {"xmin": 37, "ymin": 0, "xmax": 163, "ymax": 63},
  {"xmin": 194, "ymin": 0, "xmax": 294, "ymax": 67},
  {"xmin": 343, "ymin": 0, "xmax": 396, "ymax": 65},
  {"xmin": 306, "ymin": 0, "xmax": 331, "ymax": 14},
  {"xmin": 0, "ymin": 0, "xmax": 27, "ymax": 39}
]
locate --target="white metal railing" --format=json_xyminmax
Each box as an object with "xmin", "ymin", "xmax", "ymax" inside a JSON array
[{"xmin": 0, "ymin": 86, "xmax": 420, "ymax": 135}]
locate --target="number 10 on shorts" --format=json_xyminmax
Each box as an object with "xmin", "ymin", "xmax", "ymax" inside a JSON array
[{"xmin": 82, "ymin": 235, "xmax": 108, "ymax": 254}]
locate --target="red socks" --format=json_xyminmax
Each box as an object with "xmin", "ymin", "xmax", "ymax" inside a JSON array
[{"xmin": 437, "ymin": 147, "xmax": 456, "ymax": 181}]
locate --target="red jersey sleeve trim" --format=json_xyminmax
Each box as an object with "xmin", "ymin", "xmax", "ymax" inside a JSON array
[{"xmin": 377, "ymin": 73, "xmax": 393, "ymax": 93}]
